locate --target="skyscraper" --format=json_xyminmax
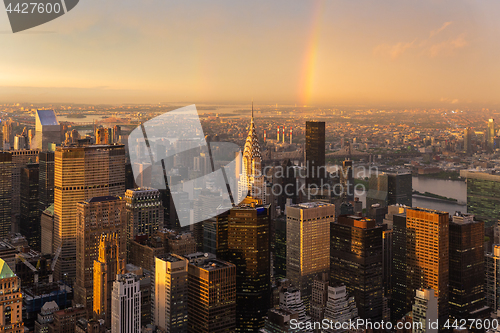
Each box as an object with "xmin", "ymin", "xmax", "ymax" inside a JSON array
[
  {"xmin": 154, "ymin": 255, "xmax": 188, "ymax": 332},
  {"xmin": 193, "ymin": 189, "xmax": 222, "ymax": 250},
  {"xmin": 238, "ymin": 104, "xmax": 266, "ymax": 204},
  {"xmin": 286, "ymin": 202, "xmax": 333, "ymax": 310},
  {"xmin": 366, "ymin": 172, "xmax": 412, "ymax": 208},
  {"xmin": 11, "ymin": 150, "xmax": 39, "ymax": 228},
  {"xmin": 488, "ymin": 118, "xmax": 495, "ymax": 152},
  {"xmin": 310, "ymin": 273, "xmax": 329, "ymax": 323},
  {"xmin": 412, "ymin": 289, "xmax": 438, "ymax": 333},
  {"xmin": 0, "ymin": 152, "xmax": 12, "ymax": 237},
  {"xmin": 94, "ymin": 233, "xmax": 125, "ymax": 328},
  {"xmin": 461, "ymin": 170, "xmax": 500, "ymax": 227},
  {"xmin": 74, "ymin": 196, "xmax": 127, "ymax": 315},
  {"xmin": 35, "ymin": 110, "xmax": 60, "ymax": 151},
  {"xmin": 340, "ymin": 159, "xmax": 354, "ymax": 201},
  {"xmin": 449, "ymin": 212, "xmax": 485, "ymax": 320},
  {"xmin": 111, "ymin": 273, "xmax": 141, "ymax": 333},
  {"xmin": 406, "ymin": 207, "xmax": 449, "ymax": 325},
  {"xmin": 0, "ymin": 259, "xmax": 24, "ymax": 333},
  {"xmin": 305, "ymin": 121, "xmax": 325, "ymax": 188},
  {"xmin": 125, "ymin": 188, "xmax": 163, "ymax": 241},
  {"xmin": 20, "ymin": 163, "xmax": 40, "ymax": 251},
  {"xmin": 486, "ymin": 245, "xmax": 500, "ymax": 313},
  {"xmin": 38, "ymin": 151, "xmax": 55, "ymax": 213},
  {"xmin": 330, "ymin": 215, "xmax": 383, "ymax": 321},
  {"xmin": 464, "ymin": 127, "xmax": 473, "ymax": 155},
  {"xmin": 391, "ymin": 210, "xmax": 410, "ymax": 323},
  {"xmin": 226, "ymin": 204, "xmax": 271, "ymax": 332},
  {"xmin": 53, "ymin": 144, "xmax": 125, "ymax": 281},
  {"xmin": 185, "ymin": 253, "xmax": 236, "ymax": 333}
]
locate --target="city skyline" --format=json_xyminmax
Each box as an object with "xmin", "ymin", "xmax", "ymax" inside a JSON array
[{"xmin": 1, "ymin": 1, "xmax": 500, "ymax": 106}]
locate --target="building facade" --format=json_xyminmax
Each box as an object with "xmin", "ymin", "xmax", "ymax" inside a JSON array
[
  {"xmin": 154, "ymin": 255, "xmax": 189, "ymax": 332},
  {"xmin": 406, "ymin": 208, "xmax": 449, "ymax": 325},
  {"xmin": 53, "ymin": 145, "xmax": 126, "ymax": 281},
  {"xmin": 111, "ymin": 273, "xmax": 141, "ymax": 333},
  {"xmin": 449, "ymin": 212, "xmax": 485, "ymax": 320},
  {"xmin": 74, "ymin": 196, "xmax": 127, "ymax": 315},
  {"xmin": 330, "ymin": 216, "xmax": 383, "ymax": 321},
  {"xmin": 185, "ymin": 253, "xmax": 236, "ymax": 333},
  {"xmin": 286, "ymin": 202, "xmax": 333, "ymax": 310}
]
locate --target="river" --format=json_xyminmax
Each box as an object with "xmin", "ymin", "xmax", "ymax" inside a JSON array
[{"xmin": 356, "ymin": 176, "xmax": 467, "ymax": 214}]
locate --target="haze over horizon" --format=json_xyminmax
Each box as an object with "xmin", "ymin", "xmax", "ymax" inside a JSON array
[{"xmin": 2, "ymin": 0, "xmax": 500, "ymax": 107}]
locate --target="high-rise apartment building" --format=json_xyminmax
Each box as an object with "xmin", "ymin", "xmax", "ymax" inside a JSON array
[
  {"xmin": 406, "ymin": 208, "xmax": 449, "ymax": 324},
  {"xmin": 20, "ymin": 163, "xmax": 40, "ymax": 251},
  {"xmin": 461, "ymin": 170, "xmax": 500, "ymax": 227},
  {"xmin": 449, "ymin": 212, "xmax": 485, "ymax": 320},
  {"xmin": 0, "ymin": 259, "xmax": 24, "ymax": 333},
  {"xmin": 125, "ymin": 188, "xmax": 163, "ymax": 241},
  {"xmin": 226, "ymin": 204, "xmax": 271, "ymax": 332},
  {"xmin": 0, "ymin": 152, "xmax": 12, "ymax": 237},
  {"xmin": 111, "ymin": 273, "xmax": 141, "ymax": 333},
  {"xmin": 330, "ymin": 216, "xmax": 383, "ymax": 321},
  {"xmin": 185, "ymin": 253, "xmax": 236, "ymax": 333},
  {"xmin": 53, "ymin": 144, "xmax": 125, "ymax": 281},
  {"xmin": 38, "ymin": 151, "xmax": 55, "ymax": 213},
  {"xmin": 412, "ymin": 289, "xmax": 438, "ymax": 333},
  {"xmin": 35, "ymin": 109, "xmax": 60, "ymax": 151},
  {"xmin": 286, "ymin": 202, "xmax": 333, "ymax": 310},
  {"xmin": 154, "ymin": 255, "xmax": 189, "ymax": 332},
  {"xmin": 94, "ymin": 233, "xmax": 125, "ymax": 328},
  {"xmin": 74, "ymin": 196, "xmax": 126, "ymax": 315},
  {"xmin": 305, "ymin": 121, "xmax": 325, "ymax": 188}
]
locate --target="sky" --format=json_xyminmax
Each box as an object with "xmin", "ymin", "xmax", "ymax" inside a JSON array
[{"xmin": 1, "ymin": 0, "xmax": 500, "ymax": 107}]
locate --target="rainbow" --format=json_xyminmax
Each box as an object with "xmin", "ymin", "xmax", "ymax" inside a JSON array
[{"xmin": 299, "ymin": 0, "xmax": 326, "ymax": 106}]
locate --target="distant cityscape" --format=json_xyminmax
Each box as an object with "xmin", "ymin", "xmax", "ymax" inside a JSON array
[{"xmin": 1, "ymin": 102, "xmax": 500, "ymax": 333}]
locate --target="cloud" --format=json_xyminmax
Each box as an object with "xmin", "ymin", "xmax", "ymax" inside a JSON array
[
  {"xmin": 373, "ymin": 40, "xmax": 416, "ymax": 59},
  {"xmin": 430, "ymin": 21, "xmax": 453, "ymax": 38},
  {"xmin": 373, "ymin": 22, "xmax": 467, "ymax": 59},
  {"xmin": 427, "ymin": 33, "xmax": 468, "ymax": 57},
  {"xmin": 440, "ymin": 97, "xmax": 459, "ymax": 104}
]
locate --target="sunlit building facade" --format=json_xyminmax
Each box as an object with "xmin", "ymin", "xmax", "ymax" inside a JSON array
[
  {"xmin": 406, "ymin": 207, "xmax": 449, "ymax": 325},
  {"xmin": 0, "ymin": 259, "xmax": 24, "ymax": 333},
  {"xmin": 286, "ymin": 202, "xmax": 333, "ymax": 311},
  {"xmin": 94, "ymin": 233, "xmax": 125, "ymax": 328},
  {"xmin": 74, "ymin": 196, "xmax": 127, "ymax": 316},
  {"xmin": 53, "ymin": 144, "xmax": 125, "ymax": 282},
  {"xmin": 154, "ymin": 255, "xmax": 189, "ymax": 332},
  {"xmin": 238, "ymin": 105, "xmax": 266, "ymax": 204}
]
